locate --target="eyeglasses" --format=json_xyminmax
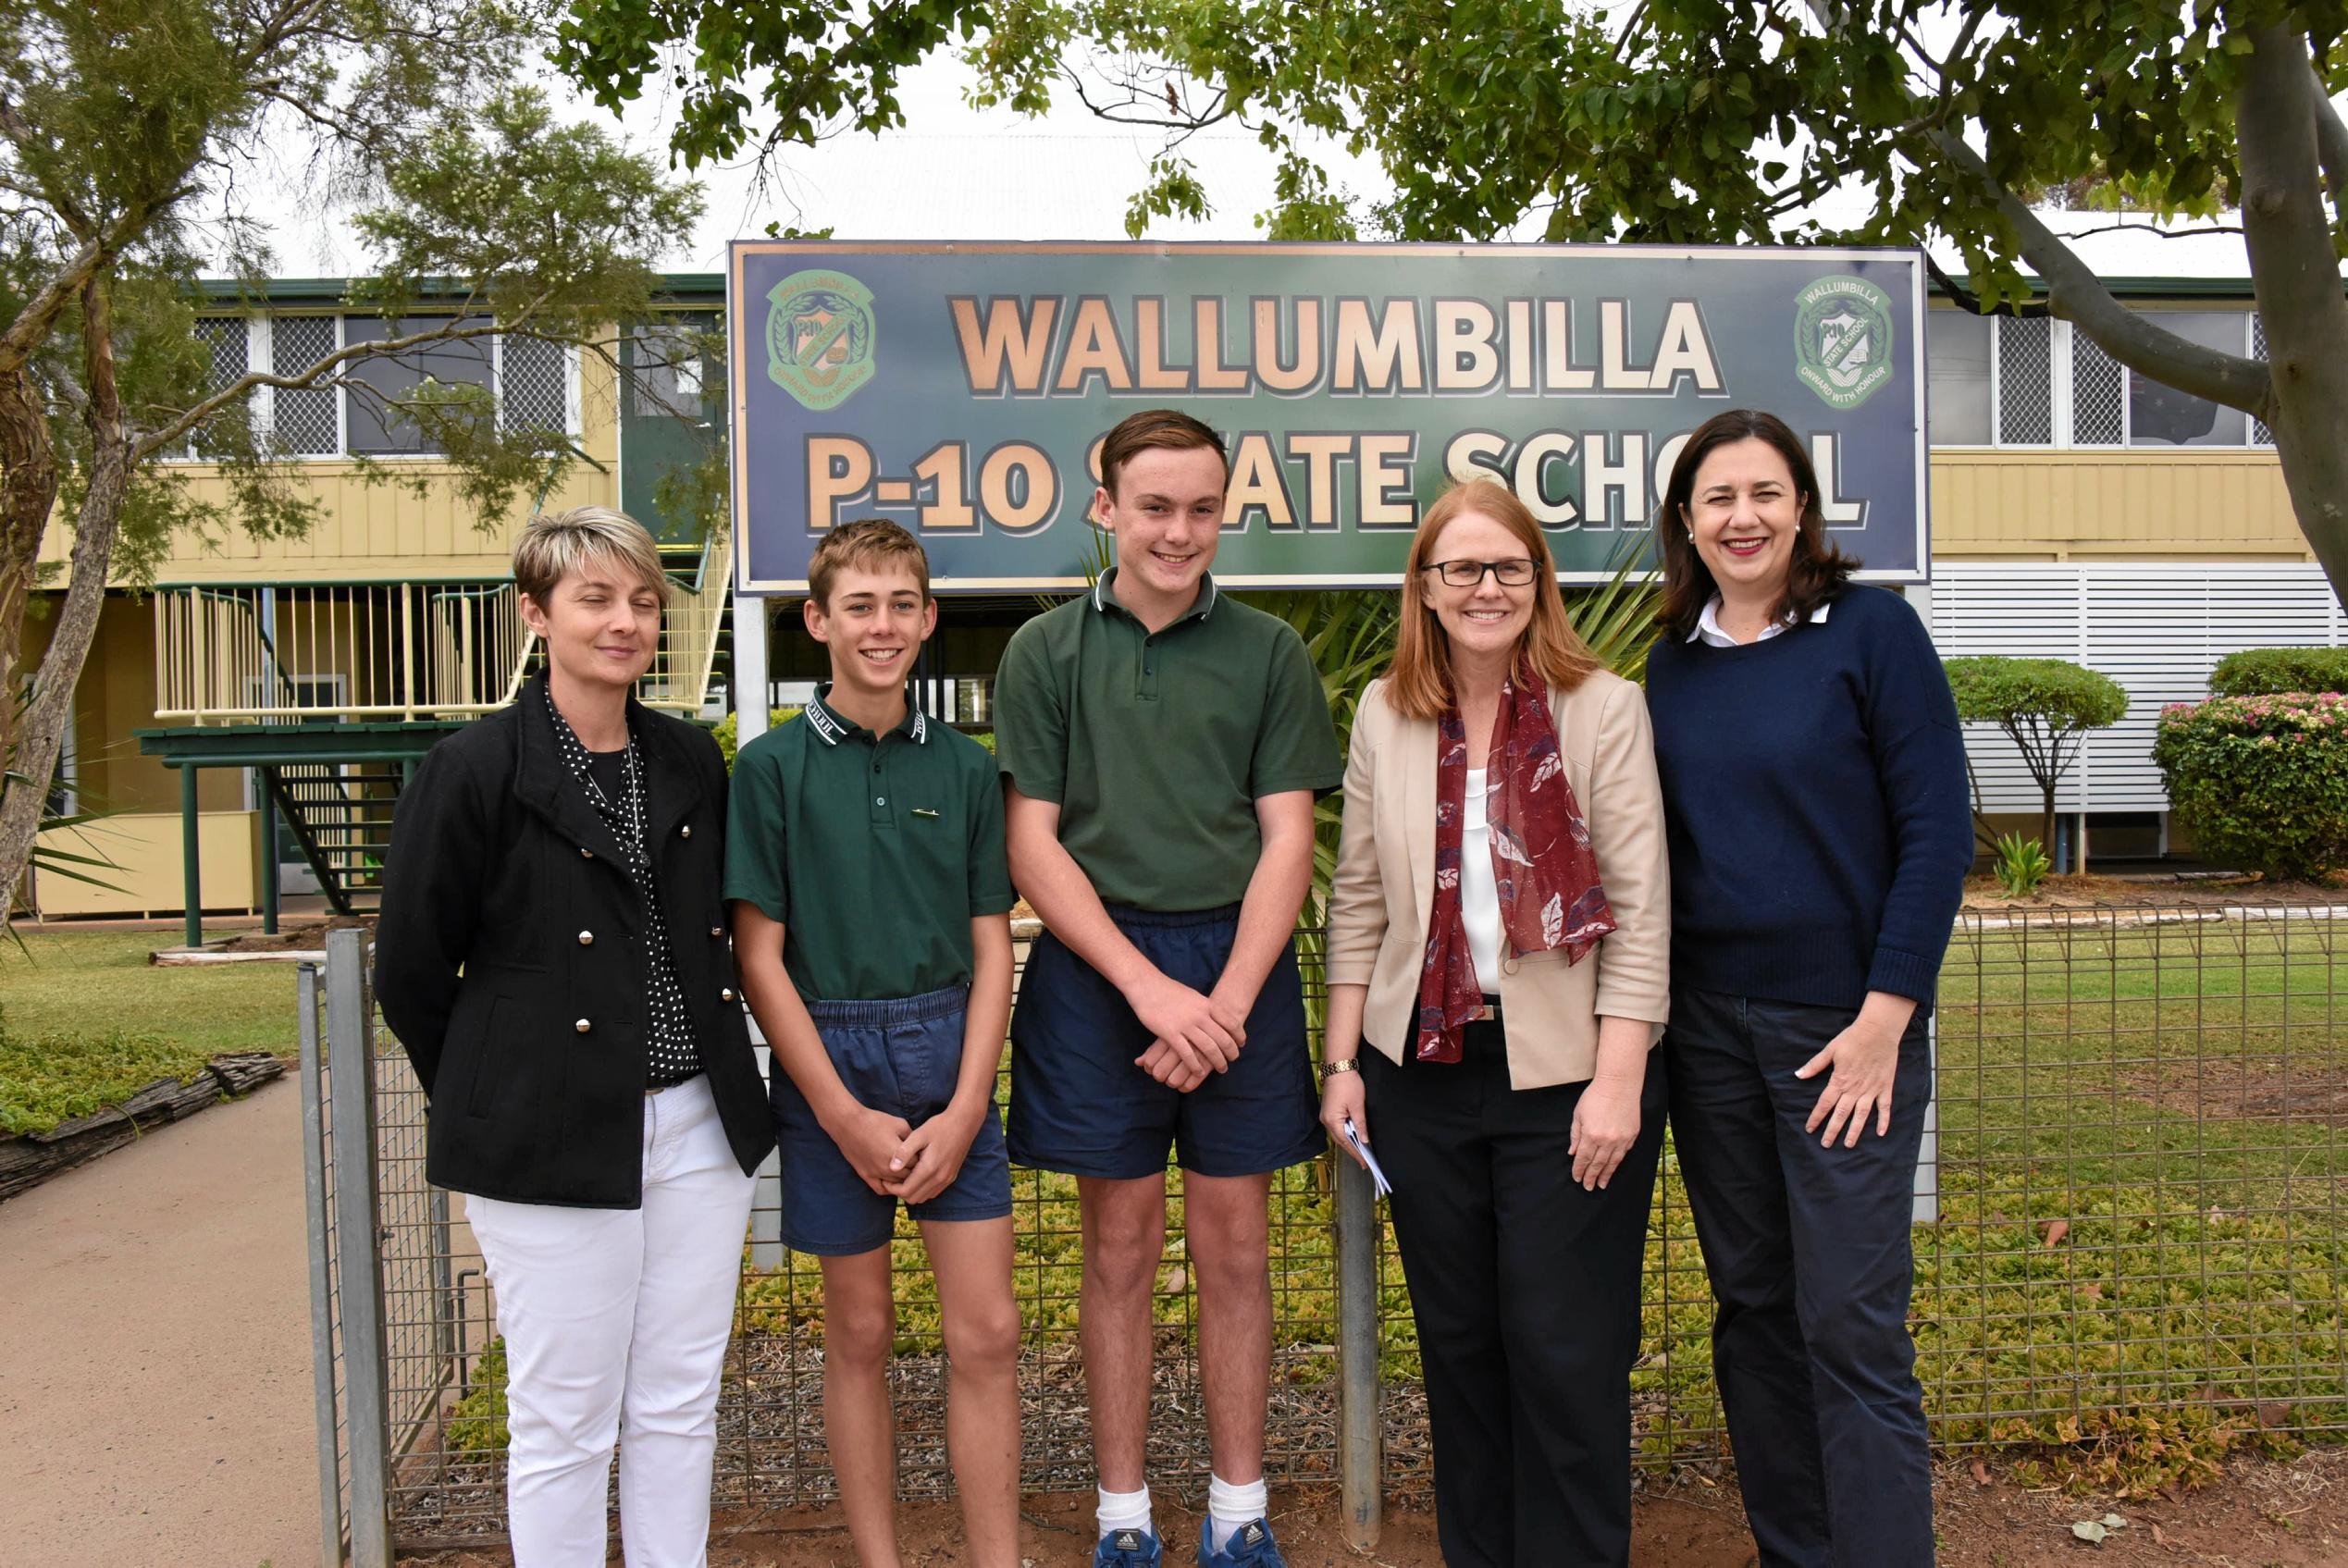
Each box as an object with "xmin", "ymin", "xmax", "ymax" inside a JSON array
[{"xmin": 1420, "ymin": 558, "xmax": 1539, "ymax": 588}]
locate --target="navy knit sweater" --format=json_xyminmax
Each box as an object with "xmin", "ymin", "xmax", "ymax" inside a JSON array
[{"xmin": 1645, "ymin": 585, "xmax": 1974, "ymax": 1011}]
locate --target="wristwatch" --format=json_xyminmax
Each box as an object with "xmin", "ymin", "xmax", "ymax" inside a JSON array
[{"xmin": 1321, "ymin": 1057, "xmax": 1360, "ymax": 1082}]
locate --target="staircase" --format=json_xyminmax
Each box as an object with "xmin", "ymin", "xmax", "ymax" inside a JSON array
[{"xmin": 261, "ymin": 762, "xmax": 405, "ymax": 915}]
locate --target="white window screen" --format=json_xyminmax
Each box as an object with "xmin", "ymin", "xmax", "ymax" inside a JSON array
[
  {"xmin": 270, "ymin": 315, "xmax": 340, "ymax": 456},
  {"xmin": 1996, "ymin": 315, "xmax": 2052, "ymax": 445},
  {"xmin": 2251, "ymin": 315, "xmax": 2273, "ymax": 446},
  {"xmin": 2070, "ymin": 330, "xmax": 2125, "ymax": 445},
  {"xmin": 500, "ymin": 335, "xmax": 568, "ymax": 435},
  {"xmin": 195, "ymin": 317, "xmax": 248, "ymax": 389},
  {"xmin": 184, "ymin": 318, "xmax": 250, "ymax": 458}
]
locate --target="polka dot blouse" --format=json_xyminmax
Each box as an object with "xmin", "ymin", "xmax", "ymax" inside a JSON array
[{"xmin": 546, "ymin": 700, "xmax": 704, "ymax": 1088}]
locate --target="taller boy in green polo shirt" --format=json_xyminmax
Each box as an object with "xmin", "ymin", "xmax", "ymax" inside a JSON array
[
  {"xmin": 995, "ymin": 410, "xmax": 1342, "ymax": 1568},
  {"xmin": 725, "ymin": 520, "xmax": 1021, "ymax": 1568}
]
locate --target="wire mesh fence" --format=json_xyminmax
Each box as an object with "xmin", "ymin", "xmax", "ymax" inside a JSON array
[{"xmin": 303, "ymin": 900, "xmax": 2348, "ymax": 1555}]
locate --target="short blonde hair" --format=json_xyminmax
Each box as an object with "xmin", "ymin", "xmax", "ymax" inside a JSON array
[{"xmin": 513, "ymin": 507, "xmax": 671, "ymax": 608}]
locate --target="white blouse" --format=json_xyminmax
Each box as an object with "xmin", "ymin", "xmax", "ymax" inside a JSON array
[{"xmin": 1461, "ymin": 767, "xmax": 1503, "ymax": 994}]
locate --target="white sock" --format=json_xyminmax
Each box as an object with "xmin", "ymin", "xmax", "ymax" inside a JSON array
[
  {"xmin": 1206, "ymin": 1474, "xmax": 1268, "ymax": 1551},
  {"xmin": 1097, "ymin": 1484, "xmax": 1152, "ymax": 1541}
]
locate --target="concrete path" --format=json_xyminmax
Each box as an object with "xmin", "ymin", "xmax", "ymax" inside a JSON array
[{"xmin": 0, "ymin": 1079, "xmax": 320, "ymax": 1568}]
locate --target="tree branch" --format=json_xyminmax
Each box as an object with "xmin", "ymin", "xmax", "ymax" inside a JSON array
[
  {"xmin": 1795, "ymin": 0, "xmax": 2268, "ymax": 413},
  {"xmin": 2312, "ymin": 64, "xmax": 2348, "ymax": 231}
]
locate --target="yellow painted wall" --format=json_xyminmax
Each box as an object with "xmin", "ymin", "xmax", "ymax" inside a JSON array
[
  {"xmin": 31, "ymin": 810, "xmax": 259, "ymax": 918},
  {"xmin": 1930, "ymin": 449, "xmax": 2309, "ymax": 561},
  {"xmin": 19, "ymin": 594, "xmax": 240, "ymax": 814},
  {"xmin": 35, "ymin": 340, "xmax": 621, "ymax": 585}
]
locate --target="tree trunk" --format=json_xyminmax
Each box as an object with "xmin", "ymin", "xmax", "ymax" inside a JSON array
[
  {"xmin": 0, "ymin": 280, "xmax": 128, "ymax": 928},
  {"xmin": 0, "ymin": 363, "xmax": 62, "ymax": 767},
  {"xmin": 2238, "ymin": 27, "xmax": 2348, "ymax": 608}
]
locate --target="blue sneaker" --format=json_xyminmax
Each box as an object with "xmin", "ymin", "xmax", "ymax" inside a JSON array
[
  {"xmin": 1094, "ymin": 1526, "xmax": 1163, "ymax": 1567},
  {"xmin": 1196, "ymin": 1519, "xmax": 1287, "ymax": 1568}
]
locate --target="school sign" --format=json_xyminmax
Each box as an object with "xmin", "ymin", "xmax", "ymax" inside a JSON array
[{"xmin": 729, "ymin": 241, "xmax": 1928, "ymax": 594}]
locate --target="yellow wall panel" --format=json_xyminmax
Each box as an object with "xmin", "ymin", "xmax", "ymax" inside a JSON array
[
  {"xmin": 1930, "ymin": 451, "xmax": 2310, "ymax": 560},
  {"xmin": 31, "ymin": 810, "xmax": 258, "ymax": 918}
]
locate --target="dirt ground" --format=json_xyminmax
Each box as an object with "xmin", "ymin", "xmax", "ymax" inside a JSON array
[
  {"xmin": 391, "ymin": 1448, "xmax": 2348, "ymax": 1567},
  {"xmin": 0, "ymin": 1079, "xmax": 321, "ymax": 1568}
]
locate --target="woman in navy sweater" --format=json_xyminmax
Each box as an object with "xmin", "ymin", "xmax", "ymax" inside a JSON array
[{"xmin": 1645, "ymin": 410, "xmax": 1972, "ymax": 1567}]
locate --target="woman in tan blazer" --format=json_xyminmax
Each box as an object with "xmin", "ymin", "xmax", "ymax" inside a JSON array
[{"xmin": 1322, "ymin": 477, "xmax": 1670, "ymax": 1568}]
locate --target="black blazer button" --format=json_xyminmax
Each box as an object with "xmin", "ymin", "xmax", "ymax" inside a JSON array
[
  {"xmin": 721, "ymin": 987, "xmax": 736, "ymax": 1002},
  {"xmin": 709, "ymin": 925, "xmax": 723, "ymax": 937},
  {"xmin": 575, "ymin": 1018, "xmax": 592, "ymax": 1033},
  {"xmin": 580, "ymin": 846, "xmax": 594, "ymax": 858},
  {"xmin": 680, "ymin": 824, "xmax": 693, "ymax": 838},
  {"xmin": 577, "ymin": 930, "xmax": 594, "ymax": 945}
]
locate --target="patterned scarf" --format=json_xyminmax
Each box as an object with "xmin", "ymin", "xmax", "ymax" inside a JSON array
[{"xmin": 1415, "ymin": 668, "xmax": 1617, "ymax": 1064}]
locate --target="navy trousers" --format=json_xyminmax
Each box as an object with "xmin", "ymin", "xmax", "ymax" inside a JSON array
[
  {"xmin": 1664, "ymin": 986, "xmax": 1935, "ymax": 1568},
  {"xmin": 1364, "ymin": 1022, "xmax": 1667, "ymax": 1568}
]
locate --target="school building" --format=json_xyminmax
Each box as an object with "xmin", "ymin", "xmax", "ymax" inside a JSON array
[{"xmin": 19, "ymin": 270, "xmax": 2327, "ymax": 927}]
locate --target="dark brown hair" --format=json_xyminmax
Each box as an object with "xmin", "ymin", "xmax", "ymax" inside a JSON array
[
  {"xmin": 1096, "ymin": 408, "xmax": 1229, "ymax": 500},
  {"xmin": 808, "ymin": 517, "xmax": 930, "ymax": 609},
  {"xmin": 1387, "ymin": 478, "xmax": 1600, "ymax": 720},
  {"xmin": 1657, "ymin": 408, "xmax": 1856, "ymax": 639}
]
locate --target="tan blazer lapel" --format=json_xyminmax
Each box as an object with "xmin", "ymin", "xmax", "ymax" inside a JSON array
[{"xmin": 1402, "ymin": 714, "xmax": 1436, "ymax": 928}]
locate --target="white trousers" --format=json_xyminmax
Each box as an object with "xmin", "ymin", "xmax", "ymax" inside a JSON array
[{"xmin": 466, "ymin": 1074, "xmax": 756, "ymax": 1568}]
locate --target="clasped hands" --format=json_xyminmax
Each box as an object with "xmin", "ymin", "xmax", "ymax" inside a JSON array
[
  {"xmin": 1127, "ymin": 969, "xmax": 1248, "ymax": 1092},
  {"xmin": 825, "ymin": 1099, "xmax": 985, "ymax": 1204}
]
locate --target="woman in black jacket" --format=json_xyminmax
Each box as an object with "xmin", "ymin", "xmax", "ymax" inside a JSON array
[{"xmin": 376, "ymin": 507, "xmax": 772, "ymax": 1567}]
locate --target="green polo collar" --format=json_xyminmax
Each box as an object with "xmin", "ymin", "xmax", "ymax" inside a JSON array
[
  {"xmin": 1091, "ymin": 566, "xmax": 1219, "ymax": 625},
  {"xmin": 804, "ymin": 683, "xmax": 930, "ymax": 747}
]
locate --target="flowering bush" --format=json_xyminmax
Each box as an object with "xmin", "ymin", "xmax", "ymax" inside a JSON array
[{"xmin": 2152, "ymin": 692, "xmax": 2348, "ymax": 878}]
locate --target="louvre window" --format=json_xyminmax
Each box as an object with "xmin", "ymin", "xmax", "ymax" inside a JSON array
[{"xmin": 1976, "ymin": 309, "xmax": 2261, "ymax": 449}]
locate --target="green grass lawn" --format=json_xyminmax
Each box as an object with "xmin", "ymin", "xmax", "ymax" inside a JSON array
[{"xmin": 0, "ymin": 930, "xmax": 301, "ymax": 1135}]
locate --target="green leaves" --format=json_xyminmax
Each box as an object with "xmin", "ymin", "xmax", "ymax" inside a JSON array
[
  {"xmin": 1946, "ymin": 656, "xmax": 2131, "ymax": 732},
  {"xmin": 2154, "ymin": 693, "xmax": 2348, "ymax": 879},
  {"xmin": 2207, "ymin": 647, "xmax": 2348, "ymax": 698}
]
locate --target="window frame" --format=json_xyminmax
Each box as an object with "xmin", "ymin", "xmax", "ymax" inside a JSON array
[
  {"xmin": 1980, "ymin": 306, "xmax": 2264, "ymax": 451},
  {"xmin": 163, "ymin": 311, "xmax": 579, "ymax": 463}
]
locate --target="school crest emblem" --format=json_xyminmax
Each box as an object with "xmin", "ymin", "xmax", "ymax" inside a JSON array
[
  {"xmin": 1794, "ymin": 276, "xmax": 1895, "ymax": 411},
  {"xmin": 765, "ymin": 270, "xmax": 876, "ymax": 410}
]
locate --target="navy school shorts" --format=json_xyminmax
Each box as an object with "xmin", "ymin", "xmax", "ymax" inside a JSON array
[
  {"xmin": 770, "ymin": 983, "xmax": 1013, "ymax": 1256},
  {"xmin": 1007, "ymin": 903, "xmax": 1324, "ymax": 1180}
]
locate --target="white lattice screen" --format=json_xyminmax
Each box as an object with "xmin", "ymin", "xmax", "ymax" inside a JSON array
[
  {"xmin": 1995, "ymin": 316, "xmax": 2053, "ymax": 444},
  {"xmin": 500, "ymin": 336, "xmax": 568, "ymax": 435},
  {"xmin": 270, "ymin": 315, "xmax": 340, "ymax": 455},
  {"xmin": 2251, "ymin": 315, "xmax": 2273, "ymax": 446},
  {"xmin": 2070, "ymin": 331, "xmax": 2126, "ymax": 445},
  {"xmin": 1928, "ymin": 563, "xmax": 2342, "ymax": 813}
]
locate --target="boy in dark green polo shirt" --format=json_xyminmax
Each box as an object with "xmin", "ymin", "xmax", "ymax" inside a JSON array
[
  {"xmin": 725, "ymin": 519, "xmax": 1020, "ymax": 1568},
  {"xmin": 995, "ymin": 410, "xmax": 1342, "ymax": 1568}
]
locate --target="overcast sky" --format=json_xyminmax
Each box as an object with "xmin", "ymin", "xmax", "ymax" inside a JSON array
[{"xmin": 243, "ymin": 45, "xmax": 2273, "ymax": 285}]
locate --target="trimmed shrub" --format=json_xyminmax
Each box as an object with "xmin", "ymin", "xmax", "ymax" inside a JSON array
[
  {"xmin": 711, "ymin": 706, "xmax": 803, "ymax": 771},
  {"xmin": 2208, "ymin": 647, "xmax": 2348, "ymax": 698},
  {"xmin": 1944, "ymin": 656, "xmax": 2128, "ymax": 858},
  {"xmin": 2152, "ymin": 693, "xmax": 2348, "ymax": 879}
]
